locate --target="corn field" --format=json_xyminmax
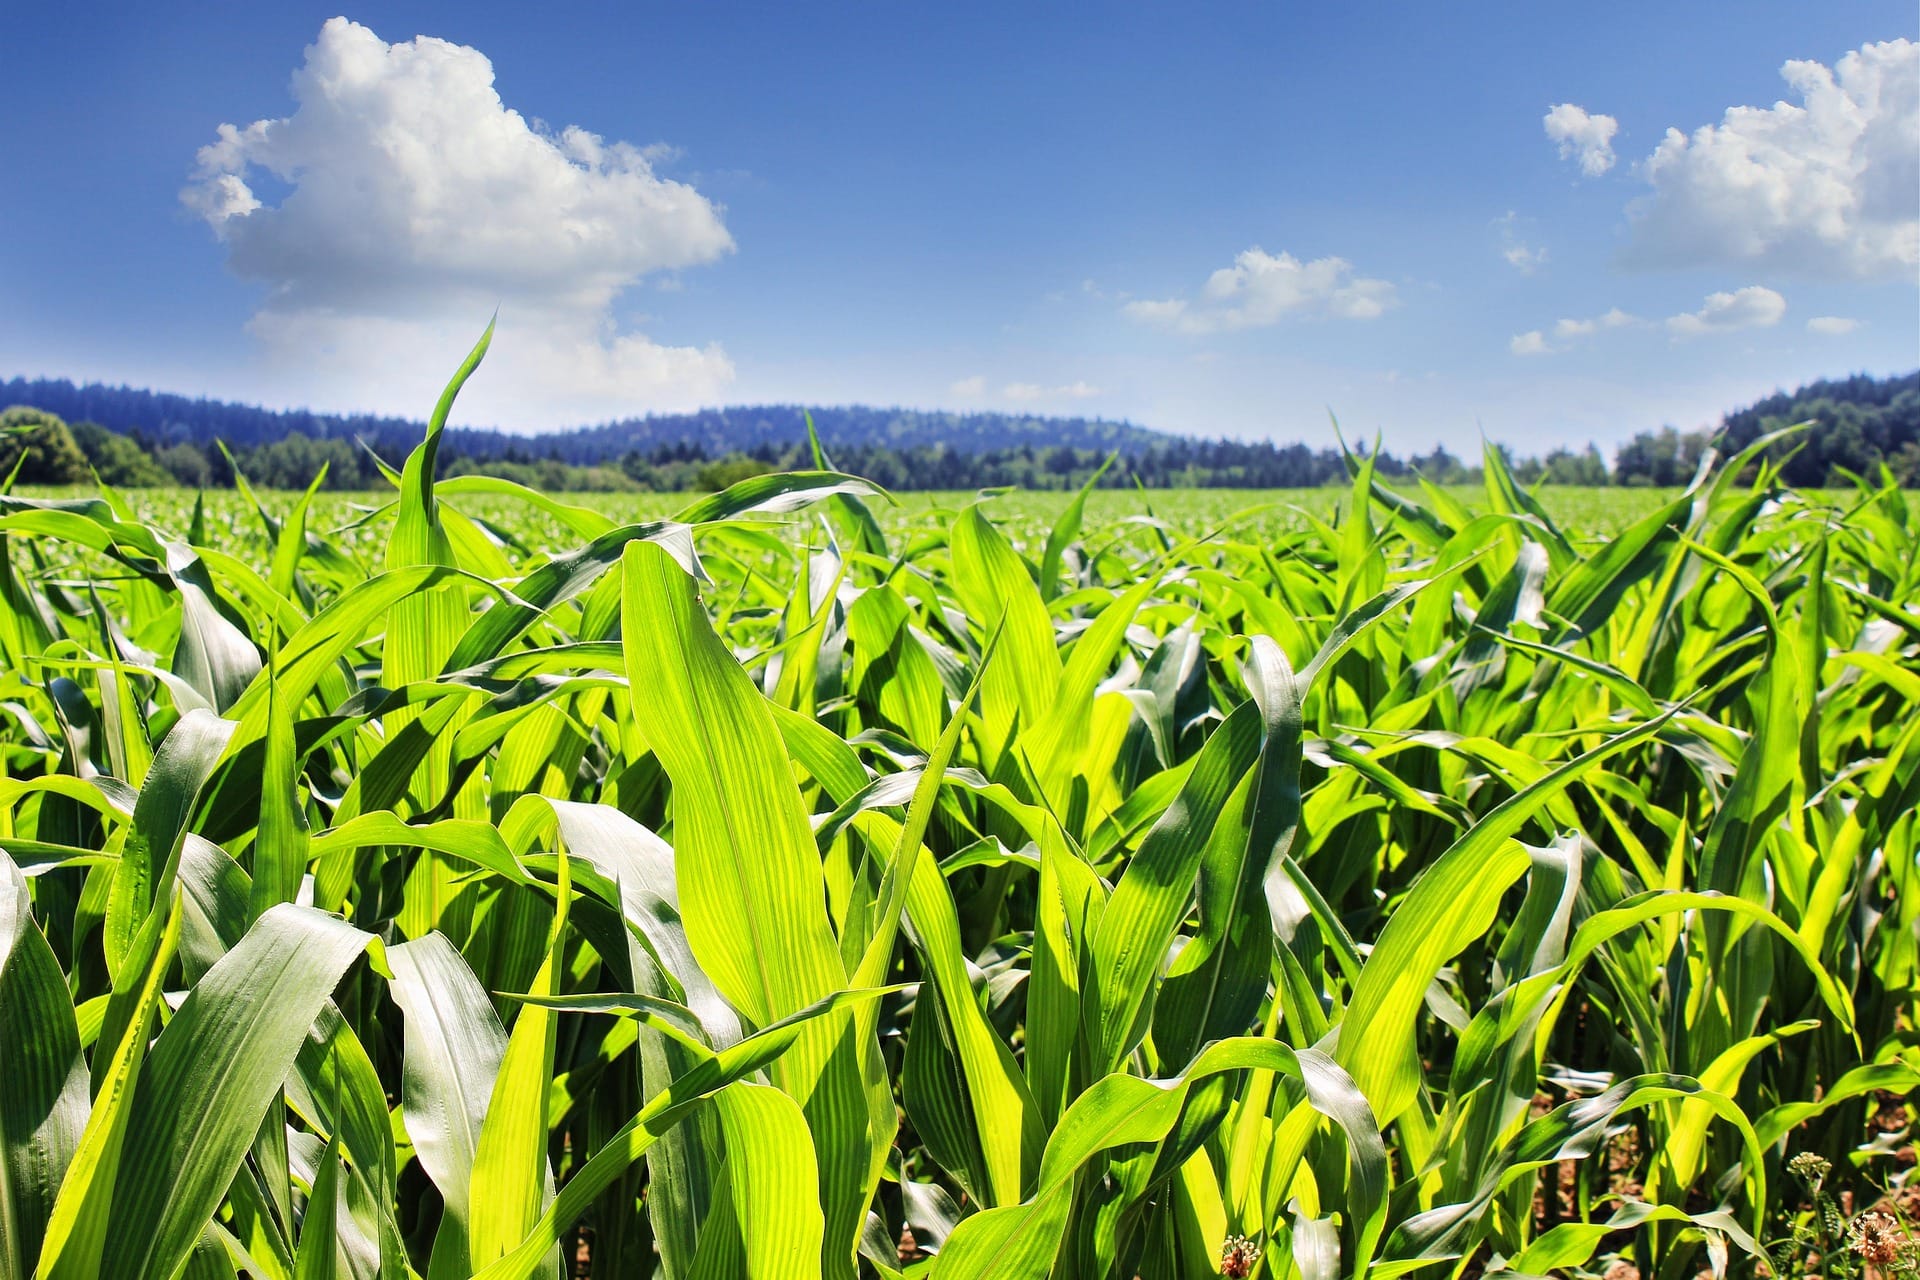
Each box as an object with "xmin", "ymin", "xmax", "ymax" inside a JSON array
[{"xmin": 0, "ymin": 332, "xmax": 1914, "ymax": 1280}]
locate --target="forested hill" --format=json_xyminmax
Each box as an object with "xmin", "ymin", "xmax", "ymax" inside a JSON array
[
  {"xmin": 0, "ymin": 378, "xmax": 1169, "ymax": 461},
  {"xmin": 2, "ymin": 368, "xmax": 1915, "ymax": 490}
]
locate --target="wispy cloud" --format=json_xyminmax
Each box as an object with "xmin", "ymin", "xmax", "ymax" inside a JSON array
[
  {"xmin": 1124, "ymin": 248, "xmax": 1397, "ymax": 334},
  {"xmin": 1511, "ymin": 307, "xmax": 1639, "ymax": 355},
  {"xmin": 1003, "ymin": 380, "xmax": 1102, "ymax": 402},
  {"xmin": 1495, "ymin": 212, "xmax": 1548, "ymax": 273},
  {"xmin": 1665, "ymin": 286, "xmax": 1787, "ymax": 338}
]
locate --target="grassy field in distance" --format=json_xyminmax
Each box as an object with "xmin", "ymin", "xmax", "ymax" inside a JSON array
[{"xmin": 27, "ymin": 483, "xmax": 1914, "ymax": 566}]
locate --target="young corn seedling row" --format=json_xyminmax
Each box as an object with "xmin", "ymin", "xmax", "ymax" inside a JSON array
[{"xmin": 0, "ymin": 330, "xmax": 1913, "ymax": 1280}]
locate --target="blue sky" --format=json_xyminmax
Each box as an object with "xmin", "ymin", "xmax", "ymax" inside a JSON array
[{"xmin": 3, "ymin": 2, "xmax": 1915, "ymax": 456}]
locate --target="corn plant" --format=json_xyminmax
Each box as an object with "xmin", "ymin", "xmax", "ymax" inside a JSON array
[{"xmin": 0, "ymin": 329, "xmax": 1913, "ymax": 1280}]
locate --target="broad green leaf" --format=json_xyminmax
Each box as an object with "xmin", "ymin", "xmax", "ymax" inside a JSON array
[
  {"xmin": 97, "ymin": 905, "xmax": 379, "ymax": 1280},
  {"xmin": 387, "ymin": 934, "xmax": 506, "ymax": 1280},
  {"xmin": 469, "ymin": 988, "xmax": 895, "ymax": 1280},
  {"xmin": 620, "ymin": 539, "xmax": 843, "ymax": 1033},
  {"xmin": 290, "ymin": 1136, "xmax": 344, "ymax": 1280},
  {"xmin": 694, "ymin": 1084, "xmax": 823, "ymax": 1280},
  {"xmin": 35, "ymin": 899, "xmax": 181, "ymax": 1280},
  {"xmin": 931, "ymin": 1039, "xmax": 1385, "ymax": 1280},
  {"xmin": 467, "ymin": 854, "xmax": 569, "ymax": 1270},
  {"xmin": 1336, "ymin": 706, "xmax": 1678, "ymax": 1124},
  {"xmin": 0, "ymin": 853, "xmax": 87, "ymax": 1278}
]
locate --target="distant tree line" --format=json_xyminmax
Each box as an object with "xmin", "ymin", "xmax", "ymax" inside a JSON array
[
  {"xmin": 0, "ymin": 379, "xmax": 1167, "ymax": 463},
  {"xmin": 0, "ymin": 406, "xmax": 1612, "ymax": 493},
  {"xmin": 2, "ymin": 370, "xmax": 1913, "ymax": 492},
  {"xmin": 1608, "ymin": 371, "xmax": 1920, "ymax": 487}
]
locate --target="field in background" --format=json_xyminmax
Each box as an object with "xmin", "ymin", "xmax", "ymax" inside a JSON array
[
  {"xmin": 34, "ymin": 484, "xmax": 1917, "ymax": 569},
  {"xmin": 24, "ymin": 484, "xmax": 1827, "ymax": 552}
]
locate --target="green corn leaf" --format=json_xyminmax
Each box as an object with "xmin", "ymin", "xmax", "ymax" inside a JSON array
[
  {"xmin": 470, "ymin": 988, "xmax": 896, "ymax": 1280},
  {"xmin": 163, "ymin": 541, "xmax": 262, "ymax": 714},
  {"xmin": 95, "ymin": 905, "xmax": 380, "ymax": 1280},
  {"xmin": 250, "ymin": 660, "xmax": 309, "ymax": 920},
  {"xmin": 692, "ymin": 1083, "xmax": 823, "ymax": 1280},
  {"xmin": 948, "ymin": 504, "xmax": 1061, "ymax": 767},
  {"xmin": 387, "ymin": 933, "xmax": 506, "ymax": 1280},
  {"xmin": 672, "ymin": 471, "xmax": 886, "ymax": 524},
  {"xmin": 1088, "ymin": 695, "xmax": 1267, "ymax": 1070},
  {"xmin": 1510, "ymin": 1200, "xmax": 1761, "ymax": 1275},
  {"xmin": 620, "ymin": 538, "xmax": 843, "ymax": 1033},
  {"xmin": 1336, "ymin": 706, "xmax": 1678, "ymax": 1124},
  {"xmin": 931, "ymin": 1038, "xmax": 1385, "ymax": 1280},
  {"xmin": 290, "ymin": 1135, "xmax": 344, "ymax": 1280},
  {"xmin": 102, "ymin": 708, "xmax": 235, "ymax": 976},
  {"xmin": 466, "ymin": 852, "xmax": 569, "ymax": 1271},
  {"xmin": 1038, "ymin": 453, "xmax": 1116, "ymax": 600},
  {"xmin": 0, "ymin": 852, "xmax": 88, "ymax": 1279},
  {"xmin": 1155, "ymin": 637, "xmax": 1305, "ymax": 1068},
  {"xmin": 1379, "ymin": 1073, "xmax": 1766, "ymax": 1269},
  {"xmin": 34, "ymin": 896, "xmax": 181, "ymax": 1280}
]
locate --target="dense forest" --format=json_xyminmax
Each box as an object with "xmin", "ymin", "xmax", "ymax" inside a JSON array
[
  {"xmin": 0, "ymin": 380, "xmax": 1165, "ymax": 462},
  {"xmin": 2, "ymin": 370, "xmax": 1914, "ymax": 491}
]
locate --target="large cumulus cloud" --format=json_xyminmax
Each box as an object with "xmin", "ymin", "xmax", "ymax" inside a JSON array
[
  {"xmin": 1622, "ymin": 39, "xmax": 1918, "ymax": 281},
  {"xmin": 184, "ymin": 17, "xmax": 737, "ymax": 427}
]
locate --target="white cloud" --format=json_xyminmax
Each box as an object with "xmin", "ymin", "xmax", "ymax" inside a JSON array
[
  {"xmin": 1553, "ymin": 308, "xmax": 1639, "ymax": 339},
  {"xmin": 1503, "ymin": 243, "xmax": 1548, "ymax": 273},
  {"xmin": 1544, "ymin": 104, "xmax": 1619, "ymax": 176},
  {"xmin": 182, "ymin": 17, "xmax": 736, "ymax": 428},
  {"xmin": 1123, "ymin": 248, "xmax": 1397, "ymax": 334},
  {"xmin": 1806, "ymin": 315, "xmax": 1862, "ymax": 335},
  {"xmin": 1003, "ymin": 381, "xmax": 1103, "ymax": 402},
  {"xmin": 1622, "ymin": 39, "xmax": 1919, "ymax": 280},
  {"xmin": 1495, "ymin": 212, "xmax": 1547, "ymax": 273},
  {"xmin": 949, "ymin": 374, "xmax": 986, "ymax": 397},
  {"xmin": 1513, "ymin": 308, "xmax": 1638, "ymax": 355},
  {"xmin": 1665, "ymin": 286, "xmax": 1787, "ymax": 338}
]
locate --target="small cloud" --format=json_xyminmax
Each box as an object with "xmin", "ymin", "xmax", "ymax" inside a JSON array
[
  {"xmin": 1553, "ymin": 307, "xmax": 1638, "ymax": 339},
  {"xmin": 1544, "ymin": 103, "xmax": 1619, "ymax": 176},
  {"xmin": 1665, "ymin": 285, "xmax": 1787, "ymax": 338},
  {"xmin": 1495, "ymin": 212, "xmax": 1548, "ymax": 273},
  {"xmin": 1122, "ymin": 298, "xmax": 1191, "ymax": 328},
  {"xmin": 1124, "ymin": 247, "xmax": 1397, "ymax": 334},
  {"xmin": 638, "ymin": 141, "xmax": 686, "ymax": 165},
  {"xmin": 1806, "ymin": 315, "xmax": 1862, "ymax": 335},
  {"xmin": 949, "ymin": 375, "xmax": 987, "ymax": 397},
  {"xmin": 1504, "ymin": 243, "xmax": 1549, "ymax": 272},
  {"xmin": 1515, "ymin": 307, "xmax": 1638, "ymax": 355},
  {"xmin": 1003, "ymin": 381, "xmax": 1102, "ymax": 402}
]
